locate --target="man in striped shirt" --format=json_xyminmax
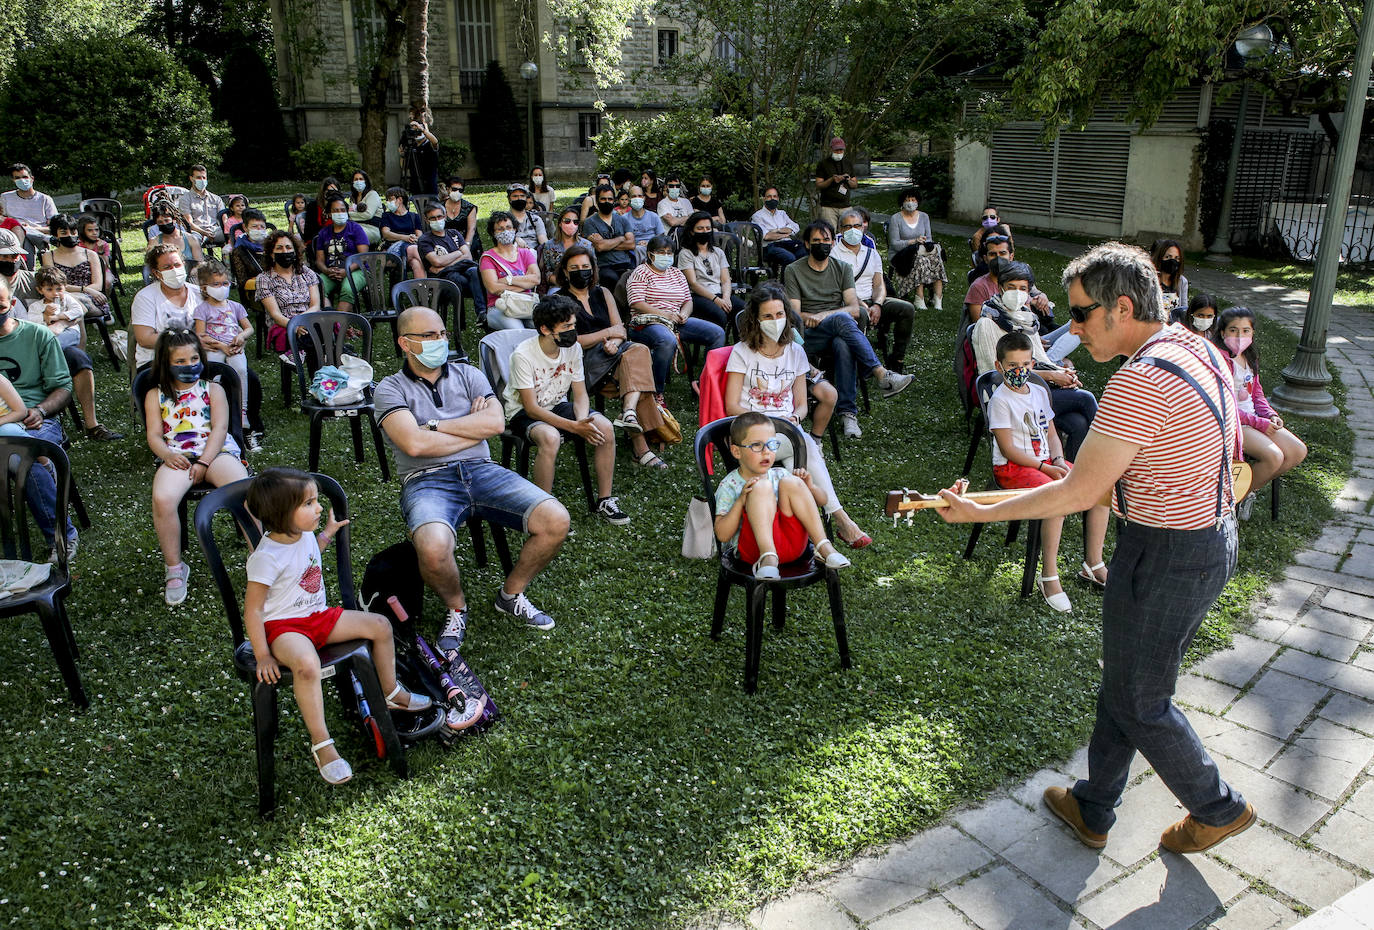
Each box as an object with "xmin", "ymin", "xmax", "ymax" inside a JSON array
[{"xmin": 939, "ymin": 242, "xmax": 1255, "ymax": 856}]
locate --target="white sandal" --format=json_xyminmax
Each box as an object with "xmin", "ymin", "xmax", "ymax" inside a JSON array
[
  {"xmin": 815, "ymin": 539, "xmax": 851, "ymax": 570},
  {"xmin": 753, "ymin": 552, "xmax": 781, "ymax": 581},
  {"xmin": 1078, "ymin": 560, "xmax": 1107, "ymax": 589},
  {"xmin": 311, "ymin": 738, "xmax": 353, "ymax": 785},
  {"xmin": 1038, "ymin": 575, "xmax": 1073, "ymax": 613},
  {"xmin": 614, "ymin": 410, "xmax": 643, "ymax": 433},
  {"xmin": 385, "ymin": 684, "xmax": 433, "ymax": 712}
]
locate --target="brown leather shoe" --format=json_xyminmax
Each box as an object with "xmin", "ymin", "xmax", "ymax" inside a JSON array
[
  {"xmin": 1043, "ymin": 786, "xmax": 1108, "ymax": 849},
  {"xmin": 1160, "ymin": 802, "xmax": 1256, "ymax": 854}
]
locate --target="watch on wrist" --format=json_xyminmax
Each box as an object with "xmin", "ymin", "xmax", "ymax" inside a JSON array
[{"xmin": 424, "ymin": 419, "xmax": 439, "ymax": 431}]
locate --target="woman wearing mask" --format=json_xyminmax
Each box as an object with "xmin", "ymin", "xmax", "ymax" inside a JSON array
[
  {"xmin": 1184, "ymin": 294, "xmax": 1218, "ymax": 335},
  {"xmin": 305, "ymin": 177, "xmax": 341, "ymax": 242},
  {"xmin": 537, "ymin": 206, "xmax": 593, "ymax": 293},
  {"xmin": 145, "ymin": 202, "xmax": 203, "ymax": 275},
  {"xmin": 42, "ymin": 214, "xmax": 106, "ymax": 313},
  {"xmin": 969, "ymin": 206, "xmax": 1003, "ymax": 269},
  {"xmin": 1150, "ymin": 238, "xmax": 1189, "ymax": 321},
  {"xmin": 132, "ymin": 243, "xmax": 202, "ymax": 368},
  {"xmin": 640, "ymin": 169, "xmax": 663, "ymax": 212},
  {"xmin": 888, "ymin": 188, "xmax": 945, "ymax": 310},
  {"xmin": 689, "ymin": 176, "xmax": 726, "ymax": 226},
  {"xmin": 529, "ymin": 166, "xmax": 556, "ymax": 212},
  {"xmin": 555, "ymin": 245, "xmax": 666, "ymax": 467},
  {"xmin": 347, "ymin": 169, "xmax": 384, "ymax": 246},
  {"xmin": 677, "ymin": 211, "xmax": 739, "ymax": 332},
  {"xmin": 257, "ymin": 230, "xmax": 321, "ymax": 353},
  {"xmin": 625, "ymin": 234, "xmax": 725, "ymax": 393},
  {"xmin": 479, "ymin": 211, "xmax": 540, "ymax": 332}
]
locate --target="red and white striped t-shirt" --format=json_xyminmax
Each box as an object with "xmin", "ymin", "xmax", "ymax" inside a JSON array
[
  {"xmin": 1090, "ymin": 325, "xmax": 1240, "ymax": 530},
  {"xmin": 626, "ymin": 264, "xmax": 691, "ymax": 316}
]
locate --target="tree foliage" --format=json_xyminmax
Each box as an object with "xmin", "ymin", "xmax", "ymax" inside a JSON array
[
  {"xmin": 1010, "ymin": 0, "xmax": 1370, "ymax": 137},
  {"xmin": 0, "ymin": 0, "xmax": 145, "ymax": 80},
  {"xmin": 595, "ymin": 111, "xmax": 764, "ymax": 213},
  {"xmin": 0, "ymin": 32, "xmax": 229, "ymax": 194}
]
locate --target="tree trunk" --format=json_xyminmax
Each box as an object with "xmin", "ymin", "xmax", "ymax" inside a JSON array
[
  {"xmin": 406, "ymin": 0, "xmax": 430, "ymax": 122},
  {"xmin": 357, "ymin": 0, "xmax": 408, "ymax": 180}
]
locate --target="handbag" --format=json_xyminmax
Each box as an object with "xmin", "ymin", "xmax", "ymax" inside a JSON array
[
  {"xmin": 495, "ymin": 290, "xmax": 537, "ymax": 320},
  {"xmin": 645, "ymin": 395, "xmax": 682, "ymax": 445},
  {"xmin": 682, "ymin": 496, "xmax": 714, "ymax": 559}
]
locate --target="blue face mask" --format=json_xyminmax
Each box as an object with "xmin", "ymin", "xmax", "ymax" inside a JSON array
[
  {"xmin": 172, "ymin": 362, "xmax": 204, "ymax": 384},
  {"xmin": 408, "ymin": 336, "xmax": 449, "ymax": 368}
]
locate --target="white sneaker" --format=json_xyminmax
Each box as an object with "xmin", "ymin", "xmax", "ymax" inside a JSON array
[
  {"xmin": 840, "ymin": 412, "xmax": 862, "ymax": 439},
  {"xmin": 914, "ymin": 296, "xmax": 928, "ymax": 310},
  {"xmin": 879, "ymin": 370, "xmax": 914, "ymax": 398}
]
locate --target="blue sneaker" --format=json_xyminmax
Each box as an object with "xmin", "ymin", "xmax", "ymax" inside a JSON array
[
  {"xmin": 438, "ymin": 607, "xmax": 468, "ymax": 656},
  {"xmin": 495, "ymin": 589, "xmax": 554, "ymax": 631}
]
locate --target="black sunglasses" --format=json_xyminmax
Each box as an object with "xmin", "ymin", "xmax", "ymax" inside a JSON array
[{"xmin": 1067, "ymin": 301, "xmax": 1102, "ymax": 324}]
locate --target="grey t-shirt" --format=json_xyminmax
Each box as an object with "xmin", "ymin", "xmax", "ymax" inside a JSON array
[
  {"xmin": 782, "ymin": 257, "xmax": 855, "ymax": 315},
  {"xmin": 373, "ymin": 361, "xmax": 496, "ymax": 478}
]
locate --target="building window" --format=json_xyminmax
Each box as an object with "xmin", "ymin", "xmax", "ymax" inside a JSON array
[
  {"xmin": 351, "ymin": 0, "xmax": 402, "ymax": 104},
  {"xmin": 570, "ymin": 29, "xmax": 595, "ymax": 67},
  {"xmin": 578, "ymin": 112, "xmax": 601, "ymax": 150},
  {"xmin": 453, "ymin": 0, "xmax": 496, "ymax": 103},
  {"xmin": 713, "ymin": 32, "xmax": 740, "ymax": 72},
  {"xmin": 657, "ymin": 29, "xmax": 678, "ymax": 66}
]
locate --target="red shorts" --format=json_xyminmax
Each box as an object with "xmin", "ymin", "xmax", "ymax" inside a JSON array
[
  {"xmin": 993, "ymin": 460, "xmax": 1071, "ymax": 490},
  {"xmin": 265, "ymin": 606, "xmax": 344, "ymax": 649},
  {"xmin": 737, "ymin": 510, "xmax": 809, "ymax": 564}
]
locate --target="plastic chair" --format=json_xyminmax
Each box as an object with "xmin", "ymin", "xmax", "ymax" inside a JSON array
[
  {"xmin": 724, "ymin": 222, "xmax": 768, "ymax": 286},
  {"xmin": 0, "ymin": 437, "xmax": 87, "ymax": 707},
  {"xmin": 133, "ymin": 361, "xmax": 247, "ymax": 552},
  {"xmin": 344, "ymin": 252, "xmax": 403, "ymax": 356},
  {"xmin": 193, "ymin": 474, "xmax": 409, "ymax": 816},
  {"xmin": 87, "ymin": 211, "xmax": 126, "ymax": 277},
  {"xmin": 93, "ymin": 235, "xmax": 126, "ymax": 326},
  {"xmin": 79, "ymin": 198, "xmax": 121, "ymax": 222},
  {"xmin": 960, "ymin": 370, "xmax": 1049, "ymax": 598},
  {"xmin": 694, "ymin": 415, "xmax": 849, "ymax": 693},
  {"xmin": 391, "ymin": 279, "xmax": 467, "ymax": 362},
  {"xmin": 478, "ymin": 329, "xmax": 597, "ymax": 514},
  {"xmin": 287, "ymin": 311, "xmax": 391, "ymax": 481}
]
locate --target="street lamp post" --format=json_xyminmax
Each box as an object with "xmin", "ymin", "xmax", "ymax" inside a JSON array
[
  {"xmin": 1272, "ymin": 0, "xmax": 1374, "ymax": 418},
  {"xmin": 1206, "ymin": 25, "xmax": 1275, "ymax": 263},
  {"xmin": 519, "ymin": 61, "xmax": 539, "ymax": 171}
]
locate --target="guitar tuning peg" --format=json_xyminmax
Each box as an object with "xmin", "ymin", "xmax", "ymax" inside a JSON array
[
  {"xmin": 905, "ymin": 512, "xmax": 914, "ymax": 527},
  {"xmin": 892, "ymin": 513, "xmax": 899, "ymax": 529}
]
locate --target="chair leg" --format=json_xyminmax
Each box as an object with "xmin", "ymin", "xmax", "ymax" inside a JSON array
[
  {"xmin": 1005, "ymin": 520, "xmax": 1021, "ymax": 545},
  {"xmin": 828, "ymin": 421, "xmax": 842, "ymax": 464},
  {"xmin": 1021, "ymin": 519, "xmax": 1042, "ymax": 598},
  {"xmin": 94, "ymin": 317, "xmax": 120, "ymax": 369},
  {"xmin": 177, "ymin": 496, "xmax": 189, "ymax": 556},
  {"xmin": 500, "ymin": 435, "xmax": 514, "ymax": 470},
  {"xmin": 368, "ymin": 413, "xmax": 391, "ymax": 481},
  {"xmin": 352, "ymin": 651, "xmax": 408, "ymax": 779},
  {"xmin": 859, "ymin": 377, "xmax": 871, "ymax": 414},
  {"xmin": 251, "ymin": 680, "xmax": 279, "ymax": 817},
  {"xmin": 490, "ymin": 523, "xmax": 514, "ymax": 576},
  {"xmin": 962, "ymin": 419, "xmax": 982, "ymax": 476},
  {"xmin": 350, "ymin": 414, "xmax": 365, "ymax": 463},
  {"xmin": 38, "ymin": 601, "xmax": 87, "ymax": 708},
  {"xmin": 279, "ymin": 362, "xmax": 293, "ymax": 408},
  {"xmin": 826, "ymin": 569, "xmax": 852, "ymax": 669},
  {"xmin": 963, "ymin": 522, "xmax": 984, "ymax": 560},
  {"xmin": 744, "ymin": 582, "xmax": 766, "ymax": 693},
  {"xmin": 69, "ymin": 475, "xmax": 91, "ymax": 530},
  {"xmin": 574, "ymin": 439, "xmax": 596, "ymax": 513},
  {"xmin": 308, "ymin": 415, "xmax": 323, "ymax": 473},
  {"xmin": 468, "ymin": 517, "xmax": 489, "ymax": 568},
  {"xmin": 771, "ymin": 587, "xmax": 786, "ymax": 630},
  {"xmin": 710, "ymin": 568, "xmax": 730, "ymax": 640}
]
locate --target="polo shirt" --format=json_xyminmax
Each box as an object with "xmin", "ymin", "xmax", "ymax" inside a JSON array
[
  {"xmin": 176, "ymin": 189, "xmax": 225, "ymax": 232},
  {"xmin": 782, "ymin": 257, "xmax": 854, "ymax": 315},
  {"xmin": 373, "ymin": 360, "xmax": 496, "ymax": 478}
]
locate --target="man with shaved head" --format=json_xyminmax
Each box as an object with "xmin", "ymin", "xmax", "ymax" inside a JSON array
[{"xmin": 372, "ymin": 307, "xmax": 570, "ymax": 655}]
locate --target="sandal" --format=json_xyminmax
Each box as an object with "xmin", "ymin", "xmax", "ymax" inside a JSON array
[
  {"xmin": 311, "ymin": 738, "xmax": 353, "ymax": 785},
  {"xmin": 385, "ymin": 684, "xmax": 433, "ymax": 712},
  {"xmin": 614, "ymin": 410, "xmax": 643, "ymax": 433},
  {"xmin": 164, "ymin": 563, "xmax": 190, "ymax": 606},
  {"xmin": 815, "ymin": 539, "xmax": 851, "ymax": 570},
  {"xmin": 635, "ymin": 449, "xmax": 668, "ymax": 469},
  {"xmin": 1078, "ymin": 561, "xmax": 1108, "ymax": 589},
  {"xmin": 1038, "ymin": 575, "xmax": 1073, "ymax": 613},
  {"xmin": 753, "ymin": 552, "xmax": 781, "ymax": 581}
]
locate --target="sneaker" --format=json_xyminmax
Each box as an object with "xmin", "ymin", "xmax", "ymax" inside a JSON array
[
  {"xmin": 85, "ymin": 423, "xmax": 123, "ymax": 442},
  {"xmin": 879, "ymin": 370, "xmax": 914, "ymax": 398},
  {"xmin": 278, "ymin": 351, "xmax": 297, "ymax": 368},
  {"xmin": 246, "ymin": 431, "xmax": 264, "ymax": 454},
  {"xmin": 1237, "ymin": 494, "xmax": 1255, "ymax": 521},
  {"xmin": 49, "ymin": 534, "xmax": 78, "ymax": 565},
  {"xmin": 596, "ymin": 496, "xmax": 630, "ymax": 525},
  {"xmin": 840, "ymin": 412, "xmax": 862, "ymax": 439},
  {"xmin": 495, "ymin": 589, "xmax": 555, "ymax": 631},
  {"xmin": 164, "ymin": 562, "xmax": 190, "ymax": 606},
  {"xmin": 437, "ymin": 607, "xmax": 468, "ymax": 655}
]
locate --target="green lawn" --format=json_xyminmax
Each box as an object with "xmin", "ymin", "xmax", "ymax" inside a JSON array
[
  {"xmin": 1222, "ymin": 255, "xmax": 1374, "ymax": 311},
  {"xmin": 0, "ymin": 205, "xmax": 1352, "ymax": 929}
]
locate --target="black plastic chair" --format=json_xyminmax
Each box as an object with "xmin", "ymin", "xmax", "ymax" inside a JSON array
[
  {"xmin": 87, "ymin": 211, "xmax": 126, "ymax": 277},
  {"xmin": 344, "ymin": 252, "xmax": 403, "ymax": 356},
  {"xmin": 694, "ymin": 416, "xmax": 849, "ymax": 693},
  {"xmin": 0, "ymin": 437, "xmax": 87, "ymax": 707},
  {"xmin": 133, "ymin": 361, "xmax": 247, "ymax": 552},
  {"xmin": 193, "ymin": 474, "xmax": 409, "ymax": 816},
  {"xmin": 287, "ymin": 311, "xmax": 391, "ymax": 481},
  {"xmin": 478, "ymin": 329, "xmax": 597, "ymax": 514},
  {"xmin": 961, "ymin": 370, "xmax": 1048, "ymax": 598},
  {"xmin": 79, "ymin": 197, "xmax": 121, "ymax": 222},
  {"xmin": 391, "ymin": 279, "xmax": 467, "ymax": 363},
  {"xmin": 724, "ymin": 222, "xmax": 768, "ymax": 287}
]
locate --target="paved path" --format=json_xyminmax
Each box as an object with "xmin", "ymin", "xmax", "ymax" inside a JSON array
[{"xmin": 692, "ymin": 241, "xmax": 1374, "ymax": 930}]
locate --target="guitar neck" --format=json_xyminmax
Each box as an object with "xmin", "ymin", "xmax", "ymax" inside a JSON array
[{"xmin": 884, "ymin": 488, "xmax": 1028, "ymax": 515}]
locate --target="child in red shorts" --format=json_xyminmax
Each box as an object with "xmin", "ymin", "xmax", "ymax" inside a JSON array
[
  {"xmin": 244, "ymin": 467, "xmax": 432, "ymax": 785},
  {"xmin": 712, "ymin": 411, "xmax": 852, "ymax": 580},
  {"xmin": 988, "ymin": 331, "xmax": 1107, "ymax": 612}
]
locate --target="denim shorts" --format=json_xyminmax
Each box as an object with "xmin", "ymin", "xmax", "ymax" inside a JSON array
[{"xmin": 400, "ymin": 458, "xmax": 553, "ymax": 536}]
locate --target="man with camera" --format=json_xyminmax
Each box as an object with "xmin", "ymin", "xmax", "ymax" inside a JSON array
[
  {"xmin": 814, "ymin": 137, "xmax": 856, "ymax": 229},
  {"xmin": 399, "ymin": 109, "xmax": 440, "ymax": 196}
]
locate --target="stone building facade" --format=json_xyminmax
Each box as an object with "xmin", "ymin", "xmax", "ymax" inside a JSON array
[{"xmin": 268, "ymin": 0, "xmax": 702, "ymax": 183}]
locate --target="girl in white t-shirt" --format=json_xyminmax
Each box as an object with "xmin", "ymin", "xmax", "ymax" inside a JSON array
[
  {"xmin": 244, "ymin": 467, "xmax": 432, "ymax": 784},
  {"xmin": 723, "ymin": 283, "xmax": 871, "ymax": 548}
]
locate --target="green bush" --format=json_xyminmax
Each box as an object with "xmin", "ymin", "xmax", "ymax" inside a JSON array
[
  {"xmin": 0, "ymin": 31, "xmax": 229, "ymax": 196},
  {"xmin": 907, "ymin": 152, "xmax": 952, "ymax": 217},
  {"xmin": 436, "ymin": 138, "xmax": 472, "ymax": 183},
  {"xmin": 290, "ymin": 139, "xmax": 360, "ymax": 183}
]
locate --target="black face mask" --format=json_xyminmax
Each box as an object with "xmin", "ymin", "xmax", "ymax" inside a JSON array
[
  {"xmin": 57, "ymin": 235, "xmax": 79, "ymax": 249},
  {"xmin": 553, "ymin": 329, "xmax": 578, "ymax": 348},
  {"xmin": 597, "ymin": 201, "xmax": 614, "ymax": 215},
  {"xmin": 157, "ymin": 222, "xmax": 175, "ymax": 235},
  {"xmin": 809, "ymin": 242, "xmax": 830, "ymax": 261},
  {"xmin": 694, "ymin": 231, "xmax": 713, "ymax": 245},
  {"xmin": 764, "ymin": 199, "xmax": 779, "ymax": 211},
  {"xmin": 986, "ymin": 257, "xmax": 1004, "ymax": 278},
  {"xmin": 0, "ymin": 260, "xmax": 15, "ymax": 277},
  {"xmin": 1159, "ymin": 258, "xmax": 1181, "ymax": 274},
  {"xmin": 568, "ymin": 268, "xmax": 595, "ymax": 290},
  {"xmin": 273, "ymin": 251, "xmax": 296, "ymax": 267},
  {"xmin": 509, "ymin": 199, "xmax": 527, "ymax": 212}
]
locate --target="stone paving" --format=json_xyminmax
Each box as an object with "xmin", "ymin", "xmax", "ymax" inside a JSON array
[{"xmin": 690, "ymin": 235, "xmax": 1374, "ymax": 930}]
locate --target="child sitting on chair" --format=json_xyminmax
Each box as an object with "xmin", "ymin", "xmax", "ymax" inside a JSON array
[
  {"xmin": 988, "ymin": 331, "xmax": 1108, "ymax": 612},
  {"xmin": 28, "ymin": 266, "xmax": 85, "ymax": 348},
  {"xmin": 244, "ymin": 467, "xmax": 432, "ymax": 785},
  {"xmin": 713, "ymin": 411, "xmax": 851, "ymax": 580}
]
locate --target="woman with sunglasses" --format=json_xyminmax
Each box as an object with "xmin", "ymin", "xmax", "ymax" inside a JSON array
[{"xmin": 537, "ymin": 207, "xmax": 592, "ymax": 294}]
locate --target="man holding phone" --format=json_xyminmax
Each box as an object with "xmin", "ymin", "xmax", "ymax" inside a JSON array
[{"xmin": 815, "ymin": 137, "xmax": 856, "ymax": 229}]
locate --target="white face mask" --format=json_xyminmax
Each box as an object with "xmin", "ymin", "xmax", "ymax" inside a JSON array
[
  {"xmin": 841, "ymin": 228, "xmax": 863, "ymax": 246},
  {"xmin": 247, "ymin": 227, "xmax": 268, "ymax": 242},
  {"xmin": 193, "ymin": 178, "xmax": 208, "ymax": 191},
  {"xmin": 831, "ymin": 152, "xmax": 844, "ymax": 162},
  {"xmin": 331, "ymin": 211, "xmax": 349, "ymax": 225},
  {"xmin": 160, "ymin": 266, "xmax": 187, "ymax": 289},
  {"xmin": 668, "ymin": 187, "xmax": 680, "ymax": 198},
  {"xmin": 760, "ymin": 317, "xmax": 787, "ymax": 342},
  {"xmin": 387, "ymin": 199, "xmax": 401, "ymax": 212},
  {"xmin": 449, "ymin": 190, "xmax": 463, "ymax": 202},
  {"xmin": 1191, "ymin": 315, "xmax": 1215, "ymax": 331},
  {"xmin": 206, "ymin": 284, "xmax": 231, "ymax": 301},
  {"xmin": 652, "ymin": 253, "xmax": 674, "ymax": 271},
  {"xmin": 902, "ymin": 201, "xmax": 918, "ymax": 213},
  {"xmin": 352, "ymin": 179, "xmax": 366, "ymax": 192},
  {"xmin": 1001, "ymin": 289, "xmax": 1030, "ymax": 313},
  {"xmin": 429, "ymin": 219, "xmax": 446, "ymax": 232},
  {"xmin": 532, "ymin": 175, "xmax": 544, "ymax": 185},
  {"xmin": 630, "ymin": 197, "xmax": 644, "ymax": 211}
]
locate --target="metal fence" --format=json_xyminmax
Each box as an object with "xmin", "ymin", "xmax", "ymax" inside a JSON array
[{"xmin": 1229, "ymin": 130, "xmax": 1374, "ymax": 264}]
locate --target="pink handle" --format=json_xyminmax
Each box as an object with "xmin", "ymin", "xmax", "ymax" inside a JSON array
[{"xmin": 387, "ymin": 595, "xmax": 409, "ymax": 623}]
